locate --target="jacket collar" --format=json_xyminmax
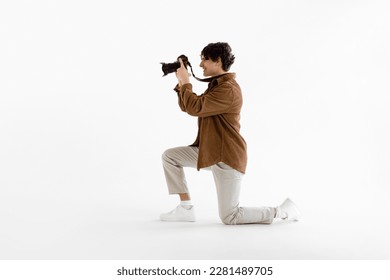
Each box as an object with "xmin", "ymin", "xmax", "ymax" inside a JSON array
[{"xmin": 208, "ymin": 73, "xmax": 236, "ymax": 88}]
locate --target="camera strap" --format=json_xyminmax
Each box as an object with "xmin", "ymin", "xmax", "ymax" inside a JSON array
[{"xmin": 187, "ymin": 62, "xmax": 225, "ymax": 83}]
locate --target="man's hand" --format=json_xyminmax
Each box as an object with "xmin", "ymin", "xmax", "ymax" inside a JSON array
[{"xmin": 175, "ymin": 58, "xmax": 191, "ymax": 86}]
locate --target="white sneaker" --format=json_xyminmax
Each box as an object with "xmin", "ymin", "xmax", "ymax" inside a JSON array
[
  {"xmin": 160, "ymin": 205, "xmax": 196, "ymax": 222},
  {"xmin": 276, "ymin": 198, "xmax": 300, "ymax": 221}
]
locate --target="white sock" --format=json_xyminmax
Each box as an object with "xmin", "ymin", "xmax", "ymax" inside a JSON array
[{"xmin": 180, "ymin": 200, "xmax": 193, "ymax": 210}]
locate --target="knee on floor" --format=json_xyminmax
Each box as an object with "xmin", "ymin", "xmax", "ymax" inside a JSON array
[{"xmin": 220, "ymin": 213, "xmax": 237, "ymax": 225}]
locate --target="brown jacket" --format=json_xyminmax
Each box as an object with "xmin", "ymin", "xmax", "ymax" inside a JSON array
[{"xmin": 175, "ymin": 73, "xmax": 247, "ymax": 173}]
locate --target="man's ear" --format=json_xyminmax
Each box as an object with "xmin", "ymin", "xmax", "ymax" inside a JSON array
[{"xmin": 216, "ymin": 57, "xmax": 222, "ymax": 67}]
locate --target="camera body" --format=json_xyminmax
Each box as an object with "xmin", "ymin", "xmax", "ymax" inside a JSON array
[{"xmin": 161, "ymin": 55, "xmax": 190, "ymax": 76}]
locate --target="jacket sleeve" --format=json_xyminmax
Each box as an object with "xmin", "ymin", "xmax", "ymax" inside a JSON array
[
  {"xmin": 174, "ymin": 84, "xmax": 187, "ymax": 112},
  {"xmin": 179, "ymin": 83, "xmax": 234, "ymax": 117}
]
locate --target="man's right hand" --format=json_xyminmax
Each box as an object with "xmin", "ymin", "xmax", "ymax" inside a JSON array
[{"xmin": 175, "ymin": 58, "xmax": 190, "ymax": 86}]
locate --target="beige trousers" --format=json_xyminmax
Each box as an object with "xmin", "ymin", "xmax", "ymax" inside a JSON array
[{"xmin": 162, "ymin": 146, "xmax": 275, "ymax": 225}]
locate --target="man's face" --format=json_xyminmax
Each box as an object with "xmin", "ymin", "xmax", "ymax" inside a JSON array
[{"xmin": 199, "ymin": 55, "xmax": 222, "ymax": 77}]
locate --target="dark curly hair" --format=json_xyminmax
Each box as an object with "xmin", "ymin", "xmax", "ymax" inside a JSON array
[{"xmin": 201, "ymin": 42, "xmax": 235, "ymax": 71}]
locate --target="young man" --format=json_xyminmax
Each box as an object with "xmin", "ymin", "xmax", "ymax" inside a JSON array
[{"xmin": 161, "ymin": 42, "xmax": 300, "ymax": 224}]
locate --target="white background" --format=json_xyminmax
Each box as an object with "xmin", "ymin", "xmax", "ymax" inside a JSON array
[{"xmin": 1, "ymin": 0, "xmax": 390, "ymax": 260}]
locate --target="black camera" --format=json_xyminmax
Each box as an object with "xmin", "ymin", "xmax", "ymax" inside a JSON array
[{"xmin": 161, "ymin": 55, "xmax": 190, "ymax": 76}]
